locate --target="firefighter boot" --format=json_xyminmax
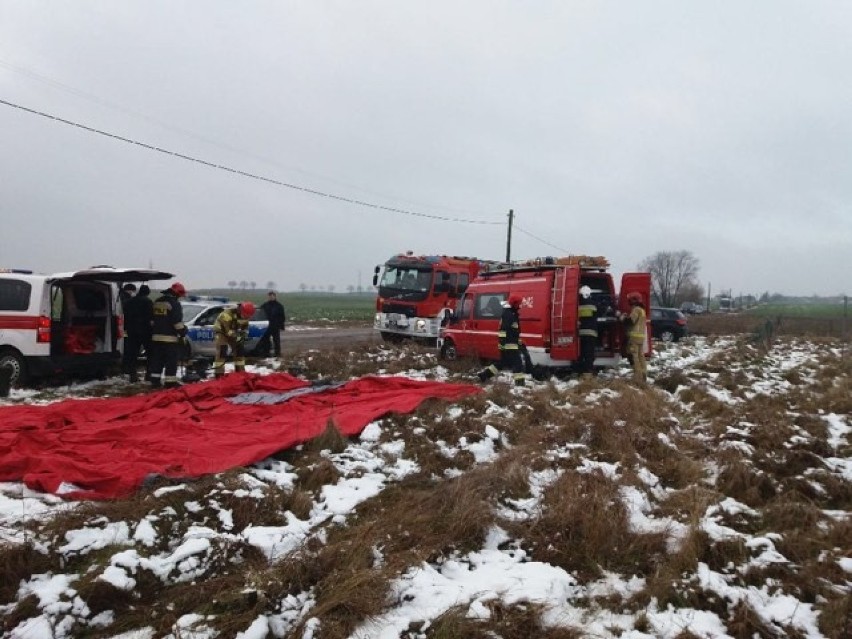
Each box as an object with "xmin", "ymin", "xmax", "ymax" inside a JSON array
[{"xmin": 478, "ymin": 365, "xmax": 498, "ymax": 382}]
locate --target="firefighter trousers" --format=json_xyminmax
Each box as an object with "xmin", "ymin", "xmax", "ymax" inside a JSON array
[
  {"xmin": 579, "ymin": 335, "xmax": 597, "ymax": 376},
  {"xmin": 148, "ymin": 341, "xmax": 179, "ymax": 387},
  {"xmin": 478, "ymin": 346, "xmax": 526, "ymax": 386},
  {"xmin": 213, "ymin": 335, "xmax": 246, "ymax": 378},
  {"xmin": 627, "ymin": 341, "xmax": 647, "ymax": 384}
]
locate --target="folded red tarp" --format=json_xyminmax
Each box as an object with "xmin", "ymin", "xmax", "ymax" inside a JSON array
[{"xmin": 0, "ymin": 373, "xmax": 481, "ymax": 500}]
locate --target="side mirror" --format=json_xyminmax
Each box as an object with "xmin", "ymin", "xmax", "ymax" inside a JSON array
[{"xmin": 372, "ymin": 274, "xmax": 378, "ymax": 287}]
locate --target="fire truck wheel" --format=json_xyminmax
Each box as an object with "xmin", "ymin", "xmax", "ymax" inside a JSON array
[
  {"xmin": 439, "ymin": 340, "xmax": 458, "ymax": 361},
  {"xmin": 530, "ymin": 366, "xmax": 549, "ymax": 381},
  {"xmin": 0, "ymin": 349, "xmax": 27, "ymax": 388}
]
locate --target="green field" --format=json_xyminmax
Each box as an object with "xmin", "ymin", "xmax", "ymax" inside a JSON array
[
  {"xmin": 744, "ymin": 302, "xmax": 849, "ymax": 318},
  {"xmin": 195, "ymin": 290, "xmax": 376, "ymax": 323}
]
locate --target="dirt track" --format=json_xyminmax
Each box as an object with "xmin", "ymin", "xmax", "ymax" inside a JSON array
[{"xmin": 279, "ymin": 325, "xmax": 380, "ymax": 353}]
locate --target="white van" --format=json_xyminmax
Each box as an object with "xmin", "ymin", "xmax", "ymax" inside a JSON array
[{"xmin": 0, "ymin": 267, "xmax": 173, "ymax": 386}]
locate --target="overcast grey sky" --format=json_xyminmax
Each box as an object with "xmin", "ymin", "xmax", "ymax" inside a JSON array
[{"xmin": 1, "ymin": 1, "xmax": 850, "ymax": 296}]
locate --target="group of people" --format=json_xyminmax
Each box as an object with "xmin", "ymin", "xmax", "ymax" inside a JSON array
[
  {"xmin": 120, "ymin": 284, "xmax": 287, "ymax": 388},
  {"xmin": 477, "ymin": 288, "xmax": 648, "ymax": 386}
]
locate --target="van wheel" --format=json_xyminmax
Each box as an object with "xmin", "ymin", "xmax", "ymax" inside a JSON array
[
  {"xmin": 660, "ymin": 330, "xmax": 675, "ymax": 343},
  {"xmin": 440, "ymin": 340, "xmax": 458, "ymax": 361},
  {"xmin": 0, "ymin": 349, "xmax": 27, "ymax": 387}
]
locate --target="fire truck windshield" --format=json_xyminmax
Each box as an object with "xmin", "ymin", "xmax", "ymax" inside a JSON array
[{"xmin": 378, "ymin": 265, "xmax": 433, "ymax": 300}]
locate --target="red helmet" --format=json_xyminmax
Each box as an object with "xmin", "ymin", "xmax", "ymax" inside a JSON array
[
  {"xmin": 170, "ymin": 282, "xmax": 187, "ymax": 297},
  {"xmin": 508, "ymin": 295, "xmax": 522, "ymax": 309},
  {"xmin": 239, "ymin": 302, "xmax": 256, "ymax": 319},
  {"xmin": 627, "ymin": 292, "xmax": 642, "ymax": 305}
]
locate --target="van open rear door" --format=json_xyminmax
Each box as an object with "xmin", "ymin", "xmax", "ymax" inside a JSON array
[
  {"xmin": 619, "ymin": 272, "xmax": 652, "ymax": 356},
  {"xmin": 47, "ymin": 267, "xmax": 174, "ymax": 283}
]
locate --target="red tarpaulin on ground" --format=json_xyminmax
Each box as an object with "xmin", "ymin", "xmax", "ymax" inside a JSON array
[{"xmin": 0, "ymin": 373, "xmax": 481, "ymax": 500}]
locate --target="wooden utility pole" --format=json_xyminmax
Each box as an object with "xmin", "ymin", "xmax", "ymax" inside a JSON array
[{"xmin": 505, "ymin": 209, "xmax": 514, "ymax": 262}]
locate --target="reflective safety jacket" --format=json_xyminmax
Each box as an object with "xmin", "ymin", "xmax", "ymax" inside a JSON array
[
  {"xmin": 497, "ymin": 307, "xmax": 521, "ymax": 350},
  {"xmin": 151, "ymin": 292, "xmax": 186, "ymax": 343},
  {"xmin": 214, "ymin": 308, "xmax": 248, "ymax": 343},
  {"xmin": 578, "ymin": 301, "xmax": 599, "ymax": 338},
  {"xmin": 626, "ymin": 305, "xmax": 647, "ymax": 344}
]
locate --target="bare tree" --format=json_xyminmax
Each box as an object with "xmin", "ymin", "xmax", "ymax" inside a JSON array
[
  {"xmin": 239, "ymin": 280, "xmax": 248, "ymax": 290},
  {"xmin": 347, "ymin": 285, "xmax": 355, "ymax": 294},
  {"xmin": 299, "ymin": 283, "xmax": 307, "ymax": 293},
  {"xmin": 677, "ymin": 280, "xmax": 705, "ymax": 306},
  {"xmin": 227, "ymin": 280, "xmax": 237, "ymax": 290},
  {"xmin": 328, "ymin": 284, "xmax": 335, "ymax": 293},
  {"xmin": 266, "ymin": 281, "xmax": 276, "ymax": 291},
  {"xmin": 638, "ymin": 250, "xmax": 700, "ymax": 307},
  {"xmin": 250, "ymin": 281, "xmax": 256, "ymax": 290}
]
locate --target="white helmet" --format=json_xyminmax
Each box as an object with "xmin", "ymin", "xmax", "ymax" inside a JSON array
[{"xmin": 579, "ymin": 285, "xmax": 592, "ymax": 299}]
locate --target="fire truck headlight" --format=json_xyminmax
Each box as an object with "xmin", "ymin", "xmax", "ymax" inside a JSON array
[
  {"xmin": 374, "ymin": 313, "xmax": 382, "ymax": 326},
  {"xmin": 415, "ymin": 319, "xmax": 427, "ymax": 331}
]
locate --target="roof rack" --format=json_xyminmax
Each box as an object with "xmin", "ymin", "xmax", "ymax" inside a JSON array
[{"xmin": 482, "ymin": 255, "xmax": 610, "ymax": 273}]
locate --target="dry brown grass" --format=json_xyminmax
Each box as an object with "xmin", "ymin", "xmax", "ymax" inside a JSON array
[
  {"xmin": 0, "ymin": 542, "xmax": 53, "ymax": 604},
  {"xmin": 2, "ymin": 333, "xmax": 849, "ymax": 637},
  {"xmin": 423, "ymin": 602, "xmax": 582, "ymax": 639},
  {"xmin": 715, "ymin": 452, "xmax": 778, "ymax": 507},
  {"xmin": 726, "ymin": 600, "xmax": 780, "ymax": 638},
  {"xmin": 818, "ymin": 593, "xmax": 852, "ymax": 639},
  {"xmin": 510, "ymin": 470, "xmax": 667, "ymax": 581}
]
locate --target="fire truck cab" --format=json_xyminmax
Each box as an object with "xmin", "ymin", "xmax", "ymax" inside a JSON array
[
  {"xmin": 439, "ymin": 256, "xmax": 652, "ymax": 375},
  {"xmin": 373, "ymin": 253, "xmax": 490, "ymax": 342}
]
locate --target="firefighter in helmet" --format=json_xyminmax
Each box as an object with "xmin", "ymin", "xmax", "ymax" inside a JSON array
[
  {"xmin": 148, "ymin": 282, "xmax": 188, "ymax": 388},
  {"xmin": 619, "ymin": 291, "xmax": 648, "ymax": 384},
  {"xmin": 213, "ymin": 301, "xmax": 255, "ymax": 378},
  {"xmin": 478, "ymin": 294, "xmax": 526, "ymax": 386},
  {"xmin": 578, "ymin": 285, "xmax": 599, "ymax": 377}
]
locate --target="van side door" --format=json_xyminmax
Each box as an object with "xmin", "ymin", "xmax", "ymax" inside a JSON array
[{"xmin": 471, "ymin": 292, "xmax": 506, "ymax": 360}]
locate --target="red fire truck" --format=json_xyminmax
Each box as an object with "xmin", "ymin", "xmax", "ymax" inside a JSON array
[
  {"xmin": 373, "ymin": 253, "xmax": 496, "ymax": 342},
  {"xmin": 438, "ymin": 256, "xmax": 652, "ymax": 374}
]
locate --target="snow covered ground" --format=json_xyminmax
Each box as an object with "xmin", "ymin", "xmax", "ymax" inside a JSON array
[{"xmin": 1, "ymin": 335, "xmax": 849, "ymax": 638}]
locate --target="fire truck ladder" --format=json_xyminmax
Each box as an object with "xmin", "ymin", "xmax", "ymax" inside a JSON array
[{"xmin": 551, "ymin": 267, "xmax": 567, "ymax": 346}]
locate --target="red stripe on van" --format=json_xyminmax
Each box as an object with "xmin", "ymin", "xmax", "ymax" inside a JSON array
[{"xmin": 0, "ymin": 316, "xmax": 40, "ymax": 330}]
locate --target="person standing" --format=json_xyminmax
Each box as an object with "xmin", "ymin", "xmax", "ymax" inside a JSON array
[
  {"xmin": 620, "ymin": 292, "xmax": 648, "ymax": 385},
  {"xmin": 212, "ymin": 302, "xmax": 254, "ymax": 378},
  {"xmin": 122, "ymin": 284, "xmax": 153, "ymax": 382},
  {"xmin": 478, "ymin": 295, "xmax": 526, "ymax": 386},
  {"xmin": 258, "ymin": 291, "xmax": 286, "ymax": 357},
  {"xmin": 577, "ymin": 285, "xmax": 599, "ymax": 377},
  {"xmin": 119, "ymin": 283, "xmax": 136, "ymax": 307},
  {"xmin": 148, "ymin": 282, "xmax": 188, "ymax": 388}
]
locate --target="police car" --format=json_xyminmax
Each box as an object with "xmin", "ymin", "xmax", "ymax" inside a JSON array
[{"xmin": 180, "ymin": 297, "xmax": 270, "ymax": 358}]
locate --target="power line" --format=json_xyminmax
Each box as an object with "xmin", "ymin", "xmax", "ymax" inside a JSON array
[
  {"xmin": 0, "ymin": 98, "xmax": 503, "ymax": 226},
  {"xmin": 514, "ymin": 224, "xmax": 570, "ymax": 254},
  {"xmin": 0, "ymin": 59, "xmax": 495, "ymax": 218}
]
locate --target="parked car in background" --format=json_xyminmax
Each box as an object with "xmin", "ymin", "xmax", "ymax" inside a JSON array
[
  {"xmin": 650, "ymin": 307, "xmax": 688, "ymax": 342},
  {"xmin": 180, "ymin": 297, "xmax": 269, "ymax": 358},
  {"xmin": 679, "ymin": 301, "xmax": 705, "ymax": 315}
]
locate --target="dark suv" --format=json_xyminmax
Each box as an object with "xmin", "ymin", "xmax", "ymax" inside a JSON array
[{"xmin": 650, "ymin": 307, "xmax": 688, "ymax": 342}]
